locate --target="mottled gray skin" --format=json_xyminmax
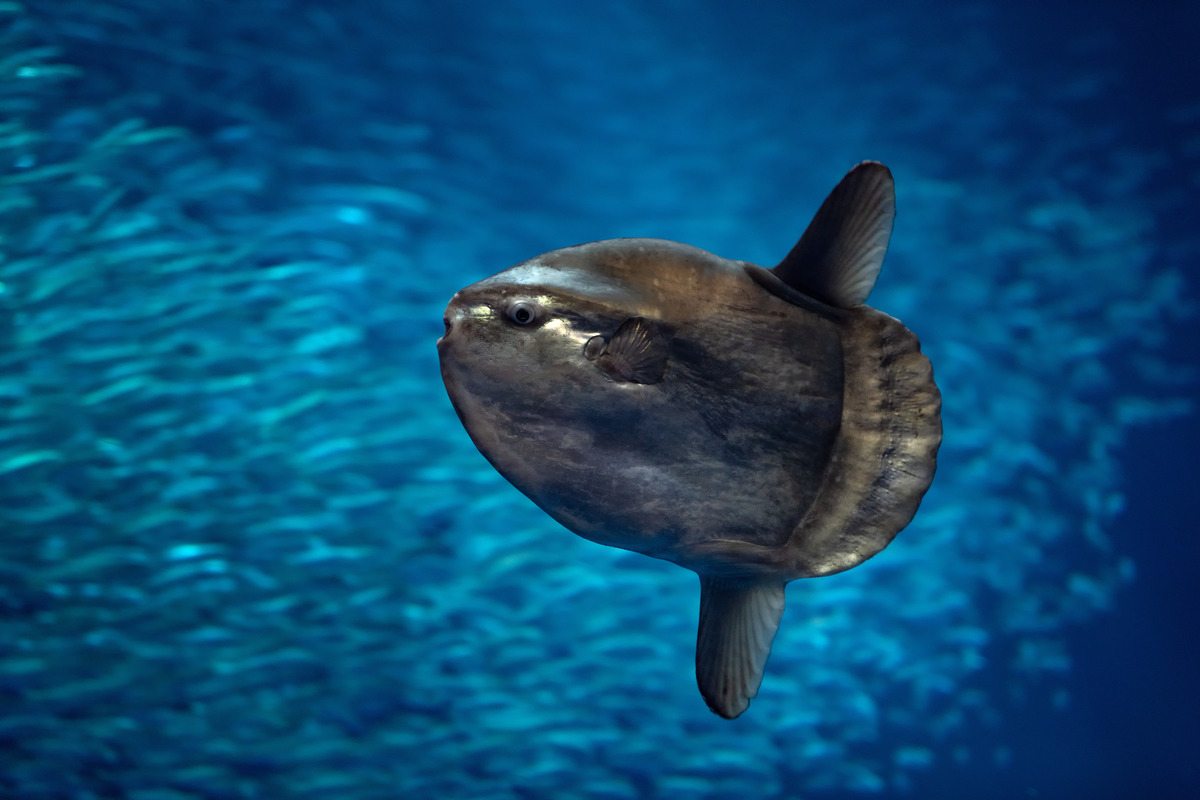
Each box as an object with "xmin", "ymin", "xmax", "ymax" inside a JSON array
[{"xmin": 438, "ymin": 238, "xmax": 939, "ymax": 580}]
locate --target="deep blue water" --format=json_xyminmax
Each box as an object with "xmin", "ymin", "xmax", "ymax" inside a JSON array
[{"xmin": 1, "ymin": 1, "xmax": 1197, "ymax": 798}]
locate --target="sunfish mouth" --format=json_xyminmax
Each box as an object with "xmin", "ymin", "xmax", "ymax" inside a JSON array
[{"xmin": 437, "ymin": 299, "xmax": 466, "ymax": 351}]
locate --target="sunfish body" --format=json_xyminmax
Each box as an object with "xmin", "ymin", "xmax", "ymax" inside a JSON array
[{"xmin": 437, "ymin": 162, "xmax": 941, "ymax": 718}]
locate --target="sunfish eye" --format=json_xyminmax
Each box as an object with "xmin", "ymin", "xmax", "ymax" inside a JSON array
[{"xmin": 506, "ymin": 299, "xmax": 542, "ymax": 326}]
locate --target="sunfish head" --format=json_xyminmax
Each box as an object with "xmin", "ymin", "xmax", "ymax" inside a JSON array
[
  {"xmin": 438, "ymin": 244, "xmax": 654, "ymax": 537},
  {"xmin": 437, "ymin": 242, "xmax": 658, "ymax": 436},
  {"xmin": 437, "ymin": 239, "xmax": 757, "ymax": 559}
]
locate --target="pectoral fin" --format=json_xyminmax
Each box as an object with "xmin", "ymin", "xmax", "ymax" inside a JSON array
[
  {"xmin": 695, "ymin": 575, "xmax": 786, "ymax": 719},
  {"xmin": 586, "ymin": 317, "xmax": 668, "ymax": 384}
]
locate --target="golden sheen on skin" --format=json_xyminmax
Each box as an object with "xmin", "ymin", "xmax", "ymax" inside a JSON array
[{"xmin": 438, "ymin": 162, "xmax": 942, "ymax": 719}]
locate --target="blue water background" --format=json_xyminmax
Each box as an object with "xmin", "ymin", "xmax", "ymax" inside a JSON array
[{"xmin": 1, "ymin": 1, "xmax": 1197, "ymax": 797}]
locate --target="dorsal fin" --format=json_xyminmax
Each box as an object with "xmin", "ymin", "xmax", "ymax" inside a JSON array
[{"xmin": 772, "ymin": 161, "xmax": 895, "ymax": 308}]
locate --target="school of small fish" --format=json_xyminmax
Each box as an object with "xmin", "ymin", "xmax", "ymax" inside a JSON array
[{"xmin": 0, "ymin": 2, "xmax": 1191, "ymax": 797}]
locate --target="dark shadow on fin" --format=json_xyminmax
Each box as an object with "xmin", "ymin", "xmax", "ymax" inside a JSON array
[{"xmin": 744, "ymin": 263, "xmax": 848, "ymax": 321}]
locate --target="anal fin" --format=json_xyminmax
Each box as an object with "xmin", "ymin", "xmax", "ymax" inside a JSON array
[{"xmin": 695, "ymin": 575, "xmax": 786, "ymax": 719}]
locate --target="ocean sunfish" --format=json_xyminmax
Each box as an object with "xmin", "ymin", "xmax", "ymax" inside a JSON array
[{"xmin": 437, "ymin": 162, "xmax": 942, "ymax": 719}]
